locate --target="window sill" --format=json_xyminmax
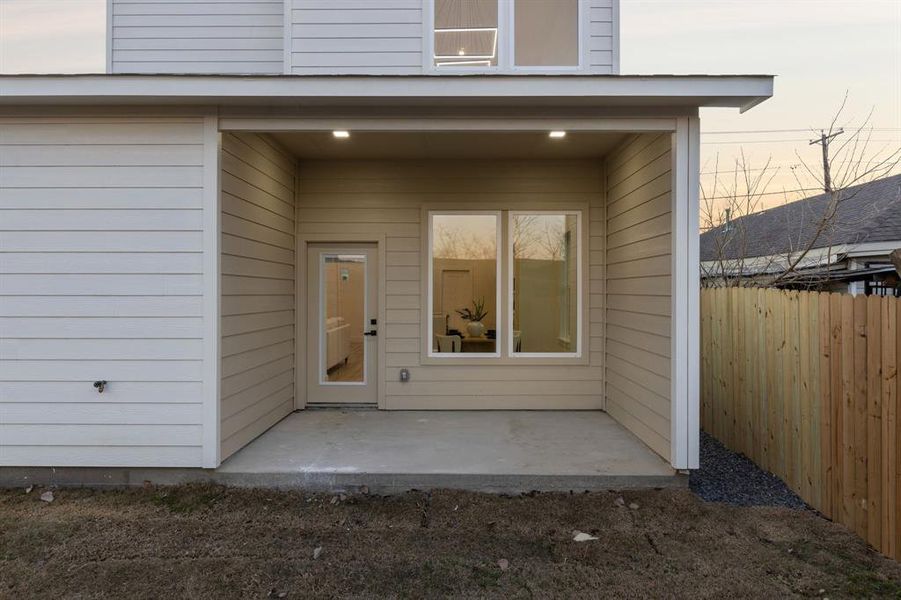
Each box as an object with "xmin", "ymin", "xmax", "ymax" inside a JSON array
[{"xmin": 419, "ymin": 354, "xmax": 590, "ymax": 367}]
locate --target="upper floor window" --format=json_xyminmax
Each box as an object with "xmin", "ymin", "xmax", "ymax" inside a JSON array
[
  {"xmin": 513, "ymin": 0, "xmax": 579, "ymax": 67},
  {"xmin": 434, "ymin": 0, "xmax": 499, "ymax": 68},
  {"xmin": 432, "ymin": 0, "xmax": 581, "ymax": 70}
]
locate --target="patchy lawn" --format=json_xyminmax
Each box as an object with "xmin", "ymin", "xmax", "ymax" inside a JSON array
[{"xmin": 1, "ymin": 486, "xmax": 899, "ymax": 599}]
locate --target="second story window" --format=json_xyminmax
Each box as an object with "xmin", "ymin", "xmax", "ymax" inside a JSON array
[
  {"xmin": 432, "ymin": 0, "xmax": 582, "ymax": 71},
  {"xmin": 513, "ymin": 0, "xmax": 579, "ymax": 67},
  {"xmin": 434, "ymin": 0, "xmax": 499, "ymax": 68}
]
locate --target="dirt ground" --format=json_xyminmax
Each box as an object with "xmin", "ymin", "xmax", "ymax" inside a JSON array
[{"xmin": 1, "ymin": 485, "xmax": 899, "ymax": 599}]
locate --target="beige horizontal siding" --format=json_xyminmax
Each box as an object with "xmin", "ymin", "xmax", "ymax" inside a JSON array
[
  {"xmin": 297, "ymin": 159, "xmax": 604, "ymax": 410},
  {"xmin": 604, "ymin": 133, "xmax": 672, "ymax": 460},
  {"xmin": 220, "ymin": 132, "xmax": 296, "ymax": 459},
  {"xmin": 110, "ymin": 0, "xmax": 285, "ymax": 74},
  {"xmin": 290, "ymin": 0, "xmax": 423, "ymax": 75},
  {"xmin": 588, "ymin": 0, "xmax": 618, "ymax": 73},
  {"xmin": 0, "ymin": 116, "xmax": 206, "ymax": 467}
]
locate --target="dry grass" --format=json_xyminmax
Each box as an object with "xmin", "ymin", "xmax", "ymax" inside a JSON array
[{"xmin": 1, "ymin": 485, "xmax": 899, "ymax": 599}]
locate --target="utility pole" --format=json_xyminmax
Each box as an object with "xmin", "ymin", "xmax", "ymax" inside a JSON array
[{"xmin": 809, "ymin": 128, "xmax": 844, "ymax": 193}]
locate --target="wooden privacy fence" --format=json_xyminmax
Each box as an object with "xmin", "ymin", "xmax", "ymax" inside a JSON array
[{"xmin": 701, "ymin": 287, "xmax": 900, "ymax": 560}]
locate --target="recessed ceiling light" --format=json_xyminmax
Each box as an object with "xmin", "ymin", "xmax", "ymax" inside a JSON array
[
  {"xmin": 333, "ymin": 130, "xmax": 350, "ymax": 139},
  {"xmin": 549, "ymin": 131, "xmax": 567, "ymax": 139}
]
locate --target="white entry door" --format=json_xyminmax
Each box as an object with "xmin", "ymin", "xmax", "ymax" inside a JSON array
[{"xmin": 307, "ymin": 244, "xmax": 378, "ymax": 405}]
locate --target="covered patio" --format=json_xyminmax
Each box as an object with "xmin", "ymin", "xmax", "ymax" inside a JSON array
[
  {"xmin": 218, "ymin": 122, "xmax": 696, "ymax": 472},
  {"xmin": 214, "ymin": 409, "xmax": 679, "ymax": 493}
]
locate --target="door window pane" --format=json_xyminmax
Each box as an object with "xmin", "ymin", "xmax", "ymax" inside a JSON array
[
  {"xmin": 511, "ymin": 213, "xmax": 580, "ymax": 354},
  {"xmin": 322, "ymin": 254, "xmax": 366, "ymax": 383},
  {"xmin": 431, "ymin": 214, "xmax": 499, "ymax": 355},
  {"xmin": 434, "ymin": 0, "xmax": 498, "ymax": 67},
  {"xmin": 514, "ymin": 0, "xmax": 579, "ymax": 66}
]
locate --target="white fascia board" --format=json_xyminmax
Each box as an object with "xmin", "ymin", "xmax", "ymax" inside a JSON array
[{"xmin": 0, "ymin": 74, "xmax": 774, "ymax": 109}]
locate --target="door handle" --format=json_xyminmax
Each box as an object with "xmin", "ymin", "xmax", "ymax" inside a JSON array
[{"xmin": 364, "ymin": 330, "xmax": 377, "ymax": 337}]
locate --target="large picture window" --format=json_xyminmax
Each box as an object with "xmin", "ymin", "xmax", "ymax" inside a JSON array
[
  {"xmin": 427, "ymin": 210, "xmax": 582, "ymax": 360},
  {"xmin": 510, "ymin": 212, "xmax": 581, "ymax": 356},
  {"xmin": 429, "ymin": 212, "xmax": 501, "ymax": 356}
]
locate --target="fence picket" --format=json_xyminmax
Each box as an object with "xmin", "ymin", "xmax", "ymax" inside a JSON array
[{"xmin": 701, "ymin": 287, "xmax": 900, "ymax": 560}]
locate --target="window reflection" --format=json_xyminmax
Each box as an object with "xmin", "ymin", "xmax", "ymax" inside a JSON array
[
  {"xmin": 431, "ymin": 214, "xmax": 498, "ymax": 354},
  {"xmin": 512, "ymin": 214, "xmax": 579, "ymax": 354}
]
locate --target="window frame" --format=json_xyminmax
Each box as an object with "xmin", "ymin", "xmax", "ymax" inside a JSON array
[
  {"xmin": 426, "ymin": 210, "xmax": 503, "ymax": 359},
  {"xmin": 424, "ymin": 0, "xmax": 586, "ymax": 73},
  {"xmin": 423, "ymin": 208, "xmax": 585, "ymax": 364},
  {"xmin": 507, "ymin": 210, "xmax": 583, "ymax": 359}
]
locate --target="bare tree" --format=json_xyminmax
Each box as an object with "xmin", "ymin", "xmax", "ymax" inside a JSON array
[
  {"xmin": 700, "ymin": 150, "xmax": 783, "ymax": 287},
  {"xmin": 702, "ymin": 95, "xmax": 901, "ymax": 289},
  {"xmin": 769, "ymin": 95, "xmax": 901, "ymax": 285}
]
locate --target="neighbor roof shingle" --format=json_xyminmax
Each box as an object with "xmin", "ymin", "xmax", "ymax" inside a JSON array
[{"xmin": 699, "ymin": 173, "xmax": 901, "ymax": 261}]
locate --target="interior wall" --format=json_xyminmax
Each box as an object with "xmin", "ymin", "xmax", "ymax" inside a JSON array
[
  {"xmin": 324, "ymin": 260, "xmax": 365, "ymax": 345},
  {"xmin": 296, "ymin": 159, "xmax": 606, "ymax": 410},
  {"xmin": 604, "ymin": 133, "xmax": 673, "ymax": 460},
  {"xmin": 220, "ymin": 132, "xmax": 296, "ymax": 460}
]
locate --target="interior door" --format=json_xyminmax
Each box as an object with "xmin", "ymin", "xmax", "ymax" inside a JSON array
[{"xmin": 307, "ymin": 244, "xmax": 378, "ymax": 405}]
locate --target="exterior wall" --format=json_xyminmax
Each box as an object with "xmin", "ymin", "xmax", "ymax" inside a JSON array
[
  {"xmin": 108, "ymin": 0, "xmax": 619, "ymax": 75},
  {"xmin": 603, "ymin": 133, "xmax": 673, "ymax": 460},
  {"xmin": 220, "ymin": 133, "xmax": 296, "ymax": 460},
  {"xmin": 290, "ymin": 0, "xmax": 423, "ymax": 75},
  {"xmin": 109, "ymin": 0, "xmax": 285, "ymax": 74},
  {"xmin": 588, "ymin": 0, "xmax": 618, "ymax": 73},
  {"xmin": 296, "ymin": 159, "xmax": 605, "ymax": 409},
  {"xmin": 0, "ymin": 114, "xmax": 216, "ymax": 467}
]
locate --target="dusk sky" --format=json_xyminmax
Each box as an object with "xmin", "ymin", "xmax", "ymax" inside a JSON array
[{"xmin": 2, "ymin": 0, "xmax": 899, "ymax": 216}]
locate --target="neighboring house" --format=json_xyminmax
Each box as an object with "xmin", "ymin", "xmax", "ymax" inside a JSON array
[
  {"xmin": 0, "ymin": 0, "xmax": 773, "ymax": 475},
  {"xmin": 700, "ymin": 174, "xmax": 901, "ymax": 296}
]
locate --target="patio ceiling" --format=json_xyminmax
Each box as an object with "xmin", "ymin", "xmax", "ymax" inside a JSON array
[{"xmin": 269, "ymin": 130, "xmax": 629, "ymax": 160}]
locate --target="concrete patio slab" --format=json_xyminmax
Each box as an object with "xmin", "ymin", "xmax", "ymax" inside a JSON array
[
  {"xmin": 0, "ymin": 410, "xmax": 682, "ymax": 493},
  {"xmin": 213, "ymin": 409, "xmax": 680, "ymax": 492}
]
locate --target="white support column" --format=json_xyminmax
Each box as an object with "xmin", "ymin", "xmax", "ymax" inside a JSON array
[
  {"xmin": 671, "ymin": 116, "xmax": 701, "ymax": 470},
  {"xmin": 201, "ymin": 113, "xmax": 222, "ymax": 469}
]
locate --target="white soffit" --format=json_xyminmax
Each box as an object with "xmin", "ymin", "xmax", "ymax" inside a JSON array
[
  {"xmin": 0, "ymin": 75, "xmax": 774, "ymax": 112},
  {"xmin": 269, "ymin": 130, "xmax": 629, "ymax": 160}
]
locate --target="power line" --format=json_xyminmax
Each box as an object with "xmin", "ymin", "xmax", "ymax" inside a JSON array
[
  {"xmin": 701, "ymin": 138, "xmax": 901, "ymax": 145},
  {"xmin": 702, "ymin": 187, "xmax": 824, "ymax": 201},
  {"xmin": 702, "ymin": 128, "xmax": 901, "ymax": 135}
]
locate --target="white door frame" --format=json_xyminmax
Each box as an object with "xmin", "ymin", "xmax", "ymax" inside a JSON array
[{"xmin": 296, "ymin": 233, "xmax": 388, "ymax": 410}]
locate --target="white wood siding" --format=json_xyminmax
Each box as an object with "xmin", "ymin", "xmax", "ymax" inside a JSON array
[
  {"xmin": 0, "ymin": 116, "xmax": 209, "ymax": 467},
  {"xmin": 290, "ymin": 0, "xmax": 423, "ymax": 75},
  {"xmin": 220, "ymin": 133, "xmax": 296, "ymax": 459},
  {"xmin": 603, "ymin": 133, "xmax": 672, "ymax": 460},
  {"xmin": 588, "ymin": 0, "xmax": 618, "ymax": 73},
  {"xmin": 296, "ymin": 159, "xmax": 604, "ymax": 409},
  {"xmin": 110, "ymin": 0, "xmax": 285, "ymax": 74}
]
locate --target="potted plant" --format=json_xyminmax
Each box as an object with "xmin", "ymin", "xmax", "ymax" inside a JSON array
[{"xmin": 456, "ymin": 298, "xmax": 489, "ymax": 338}]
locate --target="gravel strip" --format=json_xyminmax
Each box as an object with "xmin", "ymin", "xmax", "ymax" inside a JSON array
[{"xmin": 690, "ymin": 431, "xmax": 807, "ymax": 509}]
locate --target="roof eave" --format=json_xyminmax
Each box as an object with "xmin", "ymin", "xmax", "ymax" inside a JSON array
[{"xmin": 0, "ymin": 74, "xmax": 775, "ymax": 110}]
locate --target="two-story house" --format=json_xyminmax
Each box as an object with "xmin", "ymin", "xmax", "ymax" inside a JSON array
[{"xmin": 0, "ymin": 0, "xmax": 773, "ymax": 488}]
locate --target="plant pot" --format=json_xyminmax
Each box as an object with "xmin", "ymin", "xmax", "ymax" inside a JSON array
[{"xmin": 466, "ymin": 321, "xmax": 485, "ymax": 338}]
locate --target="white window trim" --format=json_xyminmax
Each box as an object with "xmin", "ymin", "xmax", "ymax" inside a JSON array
[
  {"xmin": 507, "ymin": 210, "xmax": 583, "ymax": 359},
  {"xmin": 423, "ymin": 0, "xmax": 586, "ymax": 74},
  {"xmin": 427, "ymin": 210, "xmax": 503, "ymax": 359}
]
